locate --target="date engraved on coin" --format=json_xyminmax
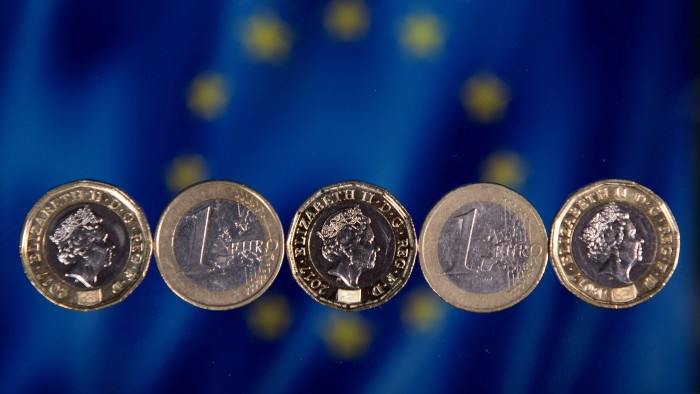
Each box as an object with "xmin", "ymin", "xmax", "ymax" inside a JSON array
[
  {"xmin": 550, "ymin": 179, "xmax": 679, "ymax": 308},
  {"xmin": 20, "ymin": 180, "xmax": 152, "ymax": 310},
  {"xmin": 155, "ymin": 181, "xmax": 284, "ymax": 310},
  {"xmin": 287, "ymin": 181, "xmax": 417, "ymax": 311},
  {"xmin": 420, "ymin": 183, "xmax": 547, "ymax": 312}
]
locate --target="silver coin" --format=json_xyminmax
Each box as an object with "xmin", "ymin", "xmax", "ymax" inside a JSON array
[
  {"xmin": 419, "ymin": 183, "xmax": 548, "ymax": 312},
  {"xmin": 287, "ymin": 181, "xmax": 417, "ymax": 311},
  {"xmin": 19, "ymin": 180, "xmax": 152, "ymax": 310},
  {"xmin": 155, "ymin": 180, "xmax": 284, "ymax": 310}
]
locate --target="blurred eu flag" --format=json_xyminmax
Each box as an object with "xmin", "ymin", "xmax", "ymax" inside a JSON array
[{"xmin": 0, "ymin": 1, "xmax": 696, "ymax": 393}]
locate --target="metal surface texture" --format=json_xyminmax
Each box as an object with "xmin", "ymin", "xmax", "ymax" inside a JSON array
[
  {"xmin": 155, "ymin": 180, "xmax": 284, "ymax": 310},
  {"xmin": 19, "ymin": 180, "xmax": 152, "ymax": 311},
  {"xmin": 419, "ymin": 183, "xmax": 548, "ymax": 312},
  {"xmin": 550, "ymin": 179, "xmax": 680, "ymax": 308},
  {"xmin": 2, "ymin": 2, "xmax": 694, "ymax": 392},
  {"xmin": 287, "ymin": 181, "xmax": 417, "ymax": 311}
]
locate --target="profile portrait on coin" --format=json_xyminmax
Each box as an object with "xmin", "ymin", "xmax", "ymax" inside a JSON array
[
  {"xmin": 318, "ymin": 206, "xmax": 379, "ymax": 288},
  {"xmin": 580, "ymin": 202, "xmax": 644, "ymax": 285},
  {"xmin": 49, "ymin": 207, "xmax": 116, "ymax": 288}
]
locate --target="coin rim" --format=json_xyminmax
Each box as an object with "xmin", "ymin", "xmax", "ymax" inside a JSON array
[
  {"xmin": 19, "ymin": 179, "xmax": 153, "ymax": 311},
  {"xmin": 154, "ymin": 179, "xmax": 284, "ymax": 310},
  {"xmin": 286, "ymin": 180, "xmax": 417, "ymax": 311},
  {"xmin": 549, "ymin": 179, "xmax": 680, "ymax": 308},
  {"xmin": 419, "ymin": 182, "xmax": 548, "ymax": 312}
]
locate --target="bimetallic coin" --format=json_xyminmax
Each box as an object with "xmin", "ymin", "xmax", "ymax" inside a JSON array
[
  {"xmin": 287, "ymin": 181, "xmax": 417, "ymax": 311},
  {"xmin": 550, "ymin": 179, "xmax": 679, "ymax": 308},
  {"xmin": 155, "ymin": 180, "xmax": 284, "ymax": 310},
  {"xmin": 419, "ymin": 183, "xmax": 548, "ymax": 312},
  {"xmin": 19, "ymin": 180, "xmax": 152, "ymax": 311}
]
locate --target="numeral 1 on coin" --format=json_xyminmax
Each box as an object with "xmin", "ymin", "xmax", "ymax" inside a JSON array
[
  {"xmin": 446, "ymin": 208, "xmax": 478, "ymax": 274},
  {"xmin": 189, "ymin": 206, "xmax": 211, "ymax": 266}
]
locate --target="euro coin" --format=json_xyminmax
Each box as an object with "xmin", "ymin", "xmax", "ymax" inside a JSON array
[
  {"xmin": 287, "ymin": 181, "xmax": 417, "ymax": 311},
  {"xmin": 550, "ymin": 179, "xmax": 680, "ymax": 308},
  {"xmin": 19, "ymin": 180, "xmax": 152, "ymax": 310},
  {"xmin": 419, "ymin": 183, "xmax": 548, "ymax": 312},
  {"xmin": 155, "ymin": 180, "xmax": 284, "ymax": 310}
]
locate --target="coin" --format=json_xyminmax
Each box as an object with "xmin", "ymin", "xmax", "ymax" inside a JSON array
[
  {"xmin": 550, "ymin": 179, "xmax": 680, "ymax": 308},
  {"xmin": 19, "ymin": 180, "xmax": 152, "ymax": 311},
  {"xmin": 287, "ymin": 181, "xmax": 417, "ymax": 311},
  {"xmin": 419, "ymin": 183, "xmax": 548, "ymax": 312},
  {"xmin": 155, "ymin": 180, "xmax": 284, "ymax": 310}
]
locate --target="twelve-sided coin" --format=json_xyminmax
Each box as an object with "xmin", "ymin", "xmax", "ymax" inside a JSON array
[
  {"xmin": 287, "ymin": 181, "xmax": 417, "ymax": 311},
  {"xmin": 419, "ymin": 183, "xmax": 548, "ymax": 312},
  {"xmin": 19, "ymin": 180, "xmax": 152, "ymax": 311},
  {"xmin": 155, "ymin": 180, "xmax": 284, "ymax": 310},
  {"xmin": 550, "ymin": 179, "xmax": 679, "ymax": 308}
]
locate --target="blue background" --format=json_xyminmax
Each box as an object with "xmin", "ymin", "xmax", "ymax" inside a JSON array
[{"xmin": 0, "ymin": 1, "xmax": 696, "ymax": 393}]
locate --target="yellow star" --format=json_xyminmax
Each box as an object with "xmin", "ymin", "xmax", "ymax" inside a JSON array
[
  {"xmin": 187, "ymin": 73, "xmax": 230, "ymax": 120},
  {"xmin": 400, "ymin": 13, "xmax": 444, "ymax": 57},
  {"xmin": 323, "ymin": 314, "xmax": 372, "ymax": 359},
  {"xmin": 324, "ymin": 0, "xmax": 370, "ymax": 41},
  {"xmin": 165, "ymin": 154, "xmax": 209, "ymax": 193},
  {"xmin": 241, "ymin": 12, "xmax": 292, "ymax": 63},
  {"xmin": 461, "ymin": 73, "xmax": 510, "ymax": 123},
  {"xmin": 401, "ymin": 289, "xmax": 445, "ymax": 332},
  {"xmin": 480, "ymin": 150, "xmax": 527, "ymax": 189},
  {"xmin": 246, "ymin": 294, "xmax": 292, "ymax": 340}
]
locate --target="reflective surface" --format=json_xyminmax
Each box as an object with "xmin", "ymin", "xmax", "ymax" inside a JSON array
[
  {"xmin": 173, "ymin": 199, "xmax": 268, "ymax": 291},
  {"xmin": 420, "ymin": 183, "xmax": 547, "ymax": 312},
  {"xmin": 19, "ymin": 180, "xmax": 152, "ymax": 310},
  {"xmin": 438, "ymin": 201, "xmax": 530, "ymax": 294},
  {"xmin": 287, "ymin": 181, "xmax": 417, "ymax": 311},
  {"xmin": 45, "ymin": 204, "xmax": 128, "ymax": 289},
  {"xmin": 2, "ymin": 1, "xmax": 695, "ymax": 392},
  {"xmin": 572, "ymin": 202, "xmax": 657, "ymax": 287},
  {"xmin": 550, "ymin": 179, "xmax": 679, "ymax": 308},
  {"xmin": 155, "ymin": 180, "xmax": 284, "ymax": 310},
  {"xmin": 309, "ymin": 203, "xmax": 393, "ymax": 289}
]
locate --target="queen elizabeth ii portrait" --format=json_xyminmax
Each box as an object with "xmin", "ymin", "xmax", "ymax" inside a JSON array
[
  {"xmin": 580, "ymin": 202, "xmax": 645, "ymax": 285},
  {"xmin": 318, "ymin": 206, "xmax": 379, "ymax": 288},
  {"xmin": 49, "ymin": 207, "xmax": 116, "ymax": 288}
]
